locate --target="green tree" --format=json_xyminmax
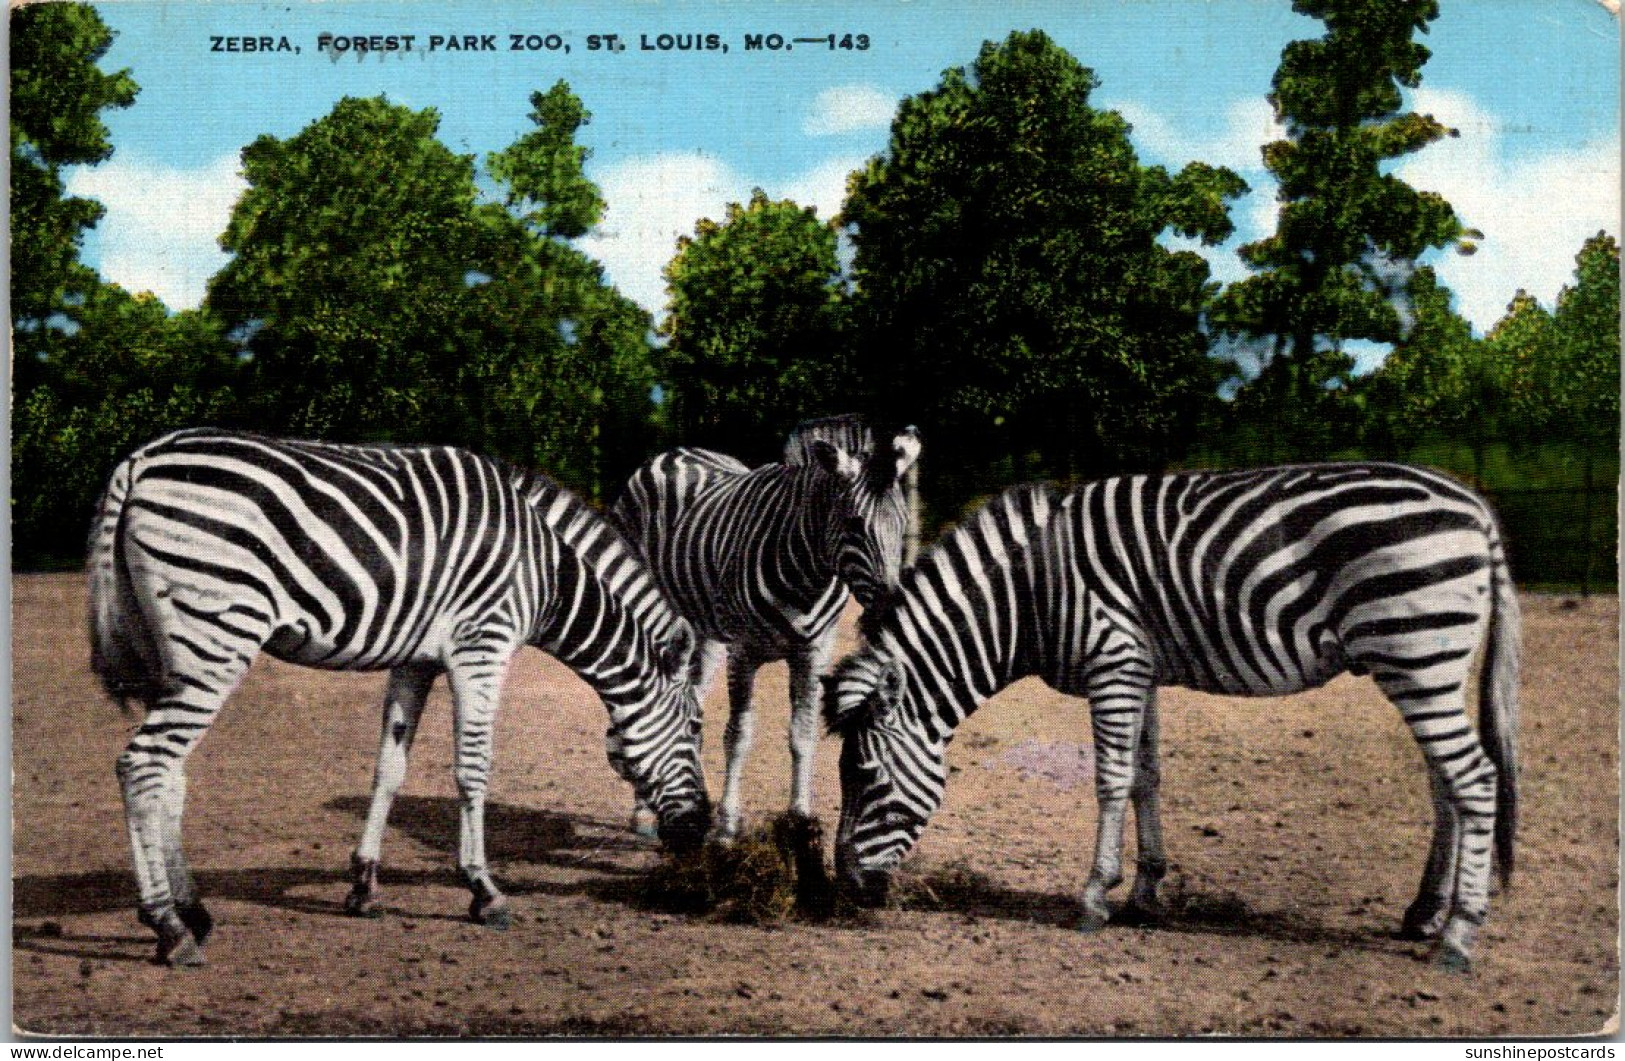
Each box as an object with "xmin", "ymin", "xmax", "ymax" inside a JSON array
[
  {"xmin": 1360, "ymin": 267, "xmax": 1485, "ymax": 452},
  {"xmin": 1485, "ymin": 290, "xmax": 1558, "ymax": 445},
  {"xmin": 470, "ymin": 83, "xmax": 659, "ymax": 495},
  {"xmin": 843, "ymin": 29, "xmax": 1245, "ymax": 504},
  {"xmin": 206, "ymin": 87, "xmax": 659, "ymax": 498},
  {"xmin": 9, "ymin": 1, "xmax": 137, "ymax": 369},
  {"xmin": 1547, "ymin": 232, "xmax": 1620, "ymax": 442},
  {"xmin": 1212, "ymin": 0, "xmax": 1471, "ymax": 461},
  {"xmin": 13, "ymin": 286, "xmax": 238, "ymax": 566},
  {"xmin": 207, "ymin": 96, "xmax": 491, "ymax": 440},
  {"xmin": 661, "ymin": 189, "xmax": 848, "ymax": 462},
  {"xmin": 488, "ymin": 82, "xmax": 605, "ymax": 240}
]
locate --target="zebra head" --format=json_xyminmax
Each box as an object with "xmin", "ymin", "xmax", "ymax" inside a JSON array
[
  {"xmin": 822, "ymin": 645, "xmax": 946, "ymax": 906},
  {"xmin": 808, "ymin": 425, "xmax": 921, "ymax": 610},
  {"xmin": 603, "ymin": 618, "xmax": 710, "ymax": 853}
]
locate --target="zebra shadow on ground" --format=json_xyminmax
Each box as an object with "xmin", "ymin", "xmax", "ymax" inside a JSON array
[
  {"xmin": 894, "ymin": 863, "xmax": 1401, "ymax": 953},
  {"xmin": 12, "ymin": 795, "xmax": 665, "ymax": 962},
  {"xmin": 323, "ymin": 793, "xmax": 651, "ymax": 879}
]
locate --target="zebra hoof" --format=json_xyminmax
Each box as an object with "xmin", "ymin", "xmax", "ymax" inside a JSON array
[
  {"xmin": 1400, "ymin": 898, "xmax": 1448, "ymax": 941},
  {"xmin": 343, "ymin": 889, "xmax": 381, "ymax": 918},
  {"xmin": 177, "ymin": 902, "xmax": 214, "ymax": 945},
  {"xmin": 469, "ymin": 895, "xmax": 512, "ymax": 930},
  {"xmin": 153, "ymin": 919, "xmax": 206, "ymax": 968},
  {"xmin": 632, "ymin": 820, "xmax": 660, "ymax": 842},
  {"xmin": 1077, "ymin": 906, "xmax": 1113, "ymax": 933},
  {"xmin": 163, "ymin": 935, "xmax": 206, "ymax": 968},
  {"xmin": 1115, "ymin": 899, "xmax": 1164, "ymax": 928},
  {"xmin": 1432, "ymin": 941, "xmax": 1473, "ymax": 974}
]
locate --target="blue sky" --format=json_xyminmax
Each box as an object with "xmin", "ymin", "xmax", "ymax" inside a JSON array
[{"xmin": 66, "ymin": 0, "xmax": 1620, "ymax": 366}]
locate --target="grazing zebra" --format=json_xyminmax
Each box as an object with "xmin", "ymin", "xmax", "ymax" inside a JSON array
[
  {"xmin": 611, "ymin": 415, "xmax": 921, "ymax": 839},
  {"xmin": 89, "ymin": 429, "xmax": 709, "ymax": 966},
  {"xmin": 823, "ymin": 463, "xmax": 1519, "ymax": 971}
]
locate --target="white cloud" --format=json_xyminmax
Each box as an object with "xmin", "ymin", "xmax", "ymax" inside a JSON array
[
  {"xmin": 1398, "ymin": 87, "xmax": 1621, "ymax": 331},
  {"xmin": 65, "ymin": 153, "xmax": 245, "ymax": 310},
  {"xmin": 578, "ymin": 153, "xmax": 752, "ymax": 315},
  {"xmin": 1121, "ymin": 88, "xmax": 1621, "ymax": 336},
  {"xmin": 1113, "ymin": 96, "xmax": 1281, "ymax": 176},
  {"xmin": 780, "ymin": 156, "xmax": 866, "ymax": 221},
  {"xmin": 1115, "ymin": 97, "xmax": 1284, "ymax": 282},
  {"xmin": 582, "ymin": 153, "xmax": 867, "ymax": 316},
  {"xmin": 803, "ymin": 85, "xmax": 895, "ymax": 137}
]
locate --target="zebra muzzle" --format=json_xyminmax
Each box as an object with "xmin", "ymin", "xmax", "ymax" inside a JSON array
[{"xmin": 657, "ymin": 804, "xmax": 709, "ymax": 854}]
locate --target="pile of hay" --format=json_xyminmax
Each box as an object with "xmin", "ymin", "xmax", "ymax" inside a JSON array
[{"xmin": 639, "ymin": 811, "xmax": 837, "ymax": 924}]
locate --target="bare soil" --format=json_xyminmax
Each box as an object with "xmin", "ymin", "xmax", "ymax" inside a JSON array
[{"xmin": 12, "ymin": 572, "xmax": 1619, "ymax": 1038}]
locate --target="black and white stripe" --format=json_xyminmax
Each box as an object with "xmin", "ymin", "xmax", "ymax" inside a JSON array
[
  {"xmin": 611, "ymin": 416, "xmax": 921, "ymax": 837},
  {"xmin": 89, "ymin": 429, "xmax": 709, "ymax": 965},
  {"xmin": 824, "ymin": 462, "xmax": 1519, "ymax": 970}
]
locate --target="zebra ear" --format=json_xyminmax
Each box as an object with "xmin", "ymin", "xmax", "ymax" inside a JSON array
[
  {"xmin": 809, "ymin": 439, "xmax": 863, "ymax": 483},
  {"xmin": 657, "ymin": 623, "xmax": 695, "ymax": 679},
  {"xmin": 890, "ymin": 427, "xmax": 921, "ymax": 480},
  {"xmin": 824, "ymin": 655, "xmax": 904, "ymax": 734},
  {"xmin": 822, "ymin": 672, "xmax": 864, "ymax": 734},
  {"xmin": 873, "ymin": 659, "xmax": 904, "ymax": 717}
]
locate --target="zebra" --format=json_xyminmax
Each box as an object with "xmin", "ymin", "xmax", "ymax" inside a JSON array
[
  {"xmin": 89, "ymin": 429, "xmax": 710, "ymax": 966},
  {"xmin": 822, "ymin": 463, "xmax": 1519, "ymax": 971},
  {"xmin": 610, "ymin": 415, "xmax": 921, "ymax": 840}
]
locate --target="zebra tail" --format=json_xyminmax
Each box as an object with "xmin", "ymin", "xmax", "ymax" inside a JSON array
[
  {"xmin": 1479, "ymin": 522, "xmax": 1521, "ymax": 891},
  {"xmin": 87, "ymin": 454, "xmax": 160, "ymax": 714}
]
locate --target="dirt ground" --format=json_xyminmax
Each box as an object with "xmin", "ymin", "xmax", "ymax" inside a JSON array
[{"xmin": 11, "ymin": 572, "xmax": 1620, "ymax": 1038}]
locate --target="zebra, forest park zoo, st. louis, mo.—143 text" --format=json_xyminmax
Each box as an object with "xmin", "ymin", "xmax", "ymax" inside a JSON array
[
  {"xmin": 87, "ymin": 428, "xmax": 711, "ymax": 966},
  {"xmin": 824, "ymin": 462, "xmax": 1519, "ymax": 972}
]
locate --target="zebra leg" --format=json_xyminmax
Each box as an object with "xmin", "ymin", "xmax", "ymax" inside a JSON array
[
  {"xmin": 714, "ymin": 649, "xmax": 762, "ymax": 842},
  {"xmin": 346, "ymin": 663, "xmax": 438, "ymax": 917},
  {"xmin": 1123, "ymin": 691, "xmax": 1168, "ymax": 924},
  {"xmin": 1079, "ymin": 672, "xmax": 1151, "ymax": 931},
  {"xmin": 118, "ymin": 584, "xmax": 266, "ymax": 966},
  {"xmin": 1399, "ymin": 771, "xmax": 1460, "ymax": 941},
  {"xmin": 159, "ymin": 769, "xmax": 212, "ymax": 945},
  {"xmin": 631, "ymin": 639, "xmax": 726, "ymax": 840},
  {"xmin": 786, "ymin": 631, "xmax": 835, "ymax": 820},
  {"xmin": 121, "ymin": 747, "xmax": 207, "ymax": 968},
  {"xmin": 446, "ymin": 649, "xmax": 513, "ymax": 929},
  {"xmin": 1376, "ymin": 676, "xmax": 1498, "ymax": 971}
]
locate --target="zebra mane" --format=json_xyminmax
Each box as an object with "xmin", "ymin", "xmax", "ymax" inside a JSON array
[
  {"xmin": 822, "ymin": 650, "xmax": 895, "ymax": 734},
  {"xmin": 783, "ymin": 414, "xmax": 874, "ymax": 465},
  {"xmin": 783, "ymin": 414, "xmax": 921, "ymax": 493},
  {"xmin": 861, "ymin": 480, "xmax": 1060, "ymax": 643},
  {"xmin": 506, "ymin": 460, "xmax": 693, "ymax": 644}
]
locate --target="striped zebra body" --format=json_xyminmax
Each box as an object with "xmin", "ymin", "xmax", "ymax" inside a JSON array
[
  {"xmin": 612, "ymin": 416, "xmax": 921, "ymax": 838},
  {"xmin": 824, "ymin": 463, "xmax": 1519, "ymax": 970},
  {"xmin": 90, "ymin": 429, "xmax": 708, "ymax": 965}
]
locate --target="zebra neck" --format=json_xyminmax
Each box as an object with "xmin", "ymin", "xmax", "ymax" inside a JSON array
[
  {"xmin": 876, "ymin": 483, "xmax": 1058, "ymax": 741},
  {"xmin": 783, "ymin": 464, "xmax": 847, "ymax": 575},
  {"xmin": 529, "ymin": 491, "xmax": 676, "ymax": 701}
]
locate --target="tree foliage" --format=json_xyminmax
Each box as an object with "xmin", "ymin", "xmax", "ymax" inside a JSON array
[
  {"xmin": 1476, "ymin": 232, "xmax": 1619, "ymax": 445},
  {"xmin": 208, "ymin": 96, "xmax": 492, "ymax": 440},
  {"xmin": 13, "ymin": 286, "xmax": 238, "ymax": 566},
  {"xmin": 1360, "ymin": 266, "xmax": 1493, "ymax": 454},
  {"xmin": 488, "ymin": 83, "xmax": 605, "ymax": 240},
  {"xmin": 9, "ymin": 2, "xmax": 137, "ymax": 364},
  {"xmin": 468, "ymin": 83, "xmax": 658, "ymax": 494},
  {"xmin": 203, "ymin": 86, "xmax": 657, "ymax": 494},
  {"xmin": 843, "ymin": 29, "xmax": 1245, "ymax": 492},
  {"xmin": 1546, "ymin": 232, "xmax": 1620, "ymax": 441},
  {"xmin": 1213, "ymin": 0, "xmax": 1468, "ymax": 460},
  {"xmin": 660, "ymin": 189, "xmax": 848, "ymax": 462},
  {"xmin": 1361, "ymin": 230, "xmax": 1618, "ymax": 474}
]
